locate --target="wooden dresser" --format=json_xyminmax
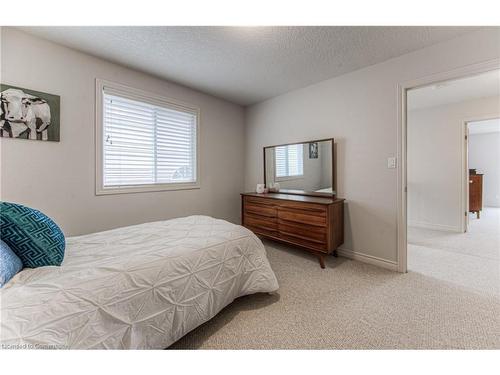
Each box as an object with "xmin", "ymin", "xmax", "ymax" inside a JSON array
[
  {"xmin": 241, "ymin": 192, "xmax": 345, "ymax": 268},
  {"xmin": 469, "ymin": 173, "xmax": 483, "ymax": 218}
]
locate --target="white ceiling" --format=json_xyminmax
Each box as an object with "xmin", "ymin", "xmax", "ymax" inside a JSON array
[
  {"xmin": 20, "ymin": 26, "xmax": 479, "ymax": 106},
  {"xmin": 408, "ymin": 69, "xmax": 500, "ymax": 110},
  {"xmin": 469, "ymin": 118, "xmax": 500, "ymax": 134}
]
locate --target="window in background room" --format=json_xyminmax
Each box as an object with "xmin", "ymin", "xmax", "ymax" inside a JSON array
[
  {"xmin": 96, "ymin": 80, "xmax": 199, "ymax": 194},
  {"xmin": 275, "ymin": 144, "xmax": 304, "ymax": 179}
]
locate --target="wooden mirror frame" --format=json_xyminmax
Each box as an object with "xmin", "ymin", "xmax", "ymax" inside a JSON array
[{"xmin": 263, "ymin": 137, "xmax": 335, "ymax": 198}]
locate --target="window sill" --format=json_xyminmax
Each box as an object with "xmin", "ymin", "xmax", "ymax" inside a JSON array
[
  {"xmin": 95, "ymin": 182, "xmax": 200, "ymax": 196},
  {"xmin": 275, "ymin": 175, "xmax": 305, "ymax": 182}
]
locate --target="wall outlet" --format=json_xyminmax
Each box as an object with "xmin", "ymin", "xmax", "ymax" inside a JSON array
[{"xmin": 387, "ymin": 157, "xmax": 397, "ymax": 169}]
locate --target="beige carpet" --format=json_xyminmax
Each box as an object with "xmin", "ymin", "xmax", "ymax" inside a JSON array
[
  {"xmin": 408, "ymin": 207, "xmax": 500, "ymax": 298},
  {"xmin": 170, "ymin": 240, "xmax": 500, "ymax": 349}
]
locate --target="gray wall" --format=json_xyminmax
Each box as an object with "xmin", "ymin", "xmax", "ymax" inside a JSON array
[
  {"xmin": 407, "ymin": 96, "xmax": 500, "ymax": 231},
  {"xmin": 245, "ymin": 28, "xmax": 500, "ymax": 264},
  {"xmin": 2, "ymin": 27, "xmax": 500, "ymax": 266},
  {"xmin": 0, "ymin": 28, "xmax": 245, "ymax": 236}
]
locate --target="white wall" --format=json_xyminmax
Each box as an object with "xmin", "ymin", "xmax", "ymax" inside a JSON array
[
  {"xmin": 468, "ymin": 131, "xmax": 500, "ymax": 207},
  {"xmin": 407, "ymin": 96, "xmax": 500, "ymax": 231},
  {"xmin": 245, "ymin": 28, "xmax": 500, "ymax": 265},
  {"xmin": 0, "ymin": 28, "xmax": 245, "ymax": 236}
]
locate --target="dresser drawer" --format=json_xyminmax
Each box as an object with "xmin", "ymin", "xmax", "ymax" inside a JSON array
[
  {"xmin": 279, "ymin": 200, "xmax": 327, "ymax": 213},
  {"xmin": 244, "ymin": 196, "xmax": 277, "ymax": 207},
  {"xmin": 278, "ymin": 207, "xmax": 327, "ymax": 227},
  {"xmin": 244, "ymin": 202, "xmax": 277, "ymax": 218},
  {"xmin": 245, "ymin": 214, "xmax": 278, "ymax": 230},
  {"xmin": 245, "ymin": 224, "xmax": 279, "ymax": 238},
  {"xmin": 280, "ymin": 232, "xmax": 328, "ymax": 252},
  {"xmin": 278, "ymin": 220, "xmax": 327, "ymax": 244}
]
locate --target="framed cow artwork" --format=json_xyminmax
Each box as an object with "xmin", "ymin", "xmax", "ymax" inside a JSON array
[{"xmin": 0, "ymin": 84, "xmax": 60, "ymax": 142}]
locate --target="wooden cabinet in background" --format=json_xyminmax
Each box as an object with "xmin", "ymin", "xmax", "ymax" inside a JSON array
[
  {"xmin": 241, "ymin": 192, "xmax": 345, "ymax": 269},
  {"xmin": 469, "ymin": 173, "xmax": 483, "ymax": 219}
]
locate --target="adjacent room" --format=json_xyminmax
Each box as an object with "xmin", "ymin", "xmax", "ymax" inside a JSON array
[
  {"xmin": 407, "ymin": 71, "xmax": 500, "ymax": 298},
  {"xmin": 1, "ymin": 25, "xmax": 499, "ymax": 352}
]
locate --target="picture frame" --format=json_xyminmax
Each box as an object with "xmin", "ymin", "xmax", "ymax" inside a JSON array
[
  {"xmin": 1, "ymin": 84, "xmax": 60, "ymax": 142},
  {"xmin": 309, "ymin": 142, "xmax": 318, "ymax": 159}
]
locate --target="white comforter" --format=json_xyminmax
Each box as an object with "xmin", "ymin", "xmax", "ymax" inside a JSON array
[{"xmin": 0, "ymin": 216, "xmax": 278, "ymax": 349}]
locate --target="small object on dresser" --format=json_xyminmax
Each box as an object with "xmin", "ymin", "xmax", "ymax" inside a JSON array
[
  {"xmin": 256, "ymin": 184, "xmax": 265, "ymax": 194},
  {"xmin": 268, "ymin": 183, "xmax": 280, "ymax": 193}
]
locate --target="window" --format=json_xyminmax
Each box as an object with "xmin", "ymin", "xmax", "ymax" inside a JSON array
[
  {"xmin": 275, "ymin": 144, "xmax": 304, "ymax": 179},
  {"xmin": 96, "ymin": 80, "xmax": 199, "ymax": 194}
]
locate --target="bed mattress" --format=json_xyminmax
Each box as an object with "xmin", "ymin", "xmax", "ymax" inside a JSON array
[{"xmin": 0, "ymin": 215, "xmax": 279, "ymax": 349}]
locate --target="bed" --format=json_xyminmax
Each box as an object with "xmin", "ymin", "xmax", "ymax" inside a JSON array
[{"xmin": 0, "ymin": 215, "xmax": 279, "ymax": 349}]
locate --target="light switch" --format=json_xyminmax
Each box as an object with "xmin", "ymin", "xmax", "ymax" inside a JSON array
[{"xmin": 387, "ymin": 157, "xmax": 397, "ymax": 169}]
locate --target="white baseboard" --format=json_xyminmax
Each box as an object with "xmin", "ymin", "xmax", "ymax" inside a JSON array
[
  {"xmin": 408, "ymin": 220, "xmax": 461, "ymax": 233},
  {"xmin": 337, "ymin": 247, "xmax": 398, "ymax": 272}
]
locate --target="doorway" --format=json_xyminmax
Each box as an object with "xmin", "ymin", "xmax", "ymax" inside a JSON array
[
  {"xmin": 466, "ymin": 117, "xmax": 500, "ymax": 226},
  {"xmin": 400, "ymin": 66, "xmax": 500, "ymax": 297}
]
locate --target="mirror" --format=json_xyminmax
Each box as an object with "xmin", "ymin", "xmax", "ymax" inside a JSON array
[{"xmin": 264, "ymin": 138, "xmax": 335, "ymax": 197}]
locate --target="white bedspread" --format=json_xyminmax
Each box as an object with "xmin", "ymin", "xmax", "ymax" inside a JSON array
[{"xmin": 0, "ymin": 216, "xmax": 278, "ymax": 349}]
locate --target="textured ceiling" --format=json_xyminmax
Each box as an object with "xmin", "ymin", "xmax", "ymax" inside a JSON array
[
  {"xmin": 408, "ymin": 69, "xmax": 500, "ymax": 110},
  {"xmin": 20, "ymin": 26, "xmax": 480, "ymax": 105}
]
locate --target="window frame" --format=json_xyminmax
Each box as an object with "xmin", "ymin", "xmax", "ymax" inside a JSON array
[
  {"xmin": 95, "ymin": 79, "xmax": 200, "ymax": 195},
  {"xmin": 274, "ymin": 144, "xmax": 305, "ymax": 182}
]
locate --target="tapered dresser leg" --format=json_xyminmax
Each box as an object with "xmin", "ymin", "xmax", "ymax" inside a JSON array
[
  {"xmin": 333, "ymin": 249, "xmax": 338, "ymax": 257},
  {"xmin": 318, "ymin": 255, "xmax": 326, "ymax": 269}
]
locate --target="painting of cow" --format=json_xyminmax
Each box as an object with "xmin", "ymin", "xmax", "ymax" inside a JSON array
[{"xmin": 0, "ymin": 84, "xmax": 60, "ymax": 142}]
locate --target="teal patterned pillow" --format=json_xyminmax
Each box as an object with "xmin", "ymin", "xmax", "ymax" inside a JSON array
[
  {"xmin": 0, "ymin": 240, "xmax": 23, "ymax": 287},
  {"xmin": 0, "ymin": 202, "xmax": 65, "ymax": 268}
]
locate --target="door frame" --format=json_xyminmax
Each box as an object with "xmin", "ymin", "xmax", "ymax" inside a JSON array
[
  {"xmin": 463, "ymin": 119, "xmax": 470, "ymax": 233},
  {"xmin": 396, "ymin": 59, "xmax": 500, "ymax": 273},
  {"xmin": 463, "ymin": 114, "xmax": 500, "ymax": 232}
]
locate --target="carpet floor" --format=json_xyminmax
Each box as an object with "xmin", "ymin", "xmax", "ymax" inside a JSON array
[
  {"xmin": 170, "ymin": 239, "xmax": 500, "ymax": 349},
  {"xmin": 408, "ymin": 207, "xmax": 500, "ymax": 298}
]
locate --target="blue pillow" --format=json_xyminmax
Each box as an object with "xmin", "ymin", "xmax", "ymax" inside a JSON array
[
  {"xmin": 0, "ymin": 202, "xmax": 65, "ymax": 268},
  {"xmin": 0, "ymin": 239, "xmax": 23, "ymax": 287}
]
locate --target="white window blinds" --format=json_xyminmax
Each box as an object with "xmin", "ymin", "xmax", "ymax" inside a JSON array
[
  {"xmin": 102, "ymin": 92, "xmax": 197, "ymax": 188},
  {"xmin": 275, "ymin": 144, "xmax": 304, "ymax": 178}
]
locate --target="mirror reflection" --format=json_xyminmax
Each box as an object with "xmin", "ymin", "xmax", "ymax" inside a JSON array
[{"xmin": 264, "ymin": 139, "xmax": 334, "ymax": 195}]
